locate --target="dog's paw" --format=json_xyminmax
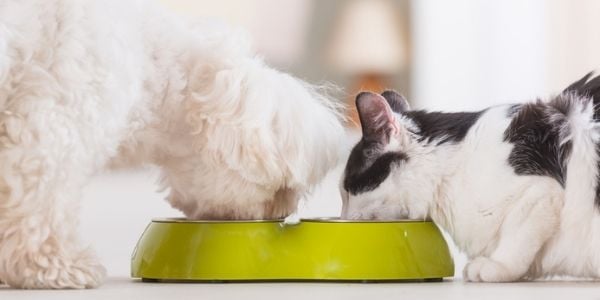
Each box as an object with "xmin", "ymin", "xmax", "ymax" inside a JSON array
[
  {"xmin": 3, "ymin": 249, "xmax": 106, "ymax": 289},
  {"xmin": 463, "ymin": 257, "xmax": 516, "ymax": 282}
]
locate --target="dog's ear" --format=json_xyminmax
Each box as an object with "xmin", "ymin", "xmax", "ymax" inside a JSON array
[
  {"xmin": 355, "ymin": 92, "xmax": 398, "ymax": 143},
  {"xmin": 381, "ymin": 90, "xmax": 410, "ymax": 113}
]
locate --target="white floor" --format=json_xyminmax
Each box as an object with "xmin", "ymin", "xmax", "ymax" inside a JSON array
[{"xmin": 3, "ymin": 277, "xmax": 600, "ymax": 300}]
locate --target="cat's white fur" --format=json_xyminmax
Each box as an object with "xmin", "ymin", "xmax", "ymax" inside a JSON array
[
  {"xmin": 0, "ymin": 0, "xmax": 343, "ymax": 288},
  {"xmin": 343, "ymin": 95, "xmax": 600, "ymax": 281}
]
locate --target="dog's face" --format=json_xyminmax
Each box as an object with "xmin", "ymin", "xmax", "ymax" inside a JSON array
[
  {"xmin": 340, "ymin": 91, "xmax": 426, "ymax": 220},
  {"xmin": 160, "ymin": 61, "xmax": 344, "ymax": 220},
  {"xmin": 161, "ymin": 155, "xmax": 302, "ymax": 220}
]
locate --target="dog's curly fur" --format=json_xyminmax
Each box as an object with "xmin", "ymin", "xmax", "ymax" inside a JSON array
[{"xmin": 0, "ymin": 0, "xmax": 343, "ymax": 288}]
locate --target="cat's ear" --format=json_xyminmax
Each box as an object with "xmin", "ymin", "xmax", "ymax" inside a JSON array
[
  {"xmin": 381, "ymin": 90, "xmax": 410, "ymax": 113},
  {"xmin": 355, "ymin": 92, "xmax": 398, "ymax": 143}
]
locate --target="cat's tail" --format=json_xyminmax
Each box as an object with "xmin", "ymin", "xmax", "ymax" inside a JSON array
[{"xmin": 561, "ymin": 82, "xmax": 599, "ymax": 225}]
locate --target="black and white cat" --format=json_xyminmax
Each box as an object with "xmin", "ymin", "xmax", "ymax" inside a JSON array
[{"xmin": 341, "ymin": 73, "xmax": 600, "ymax": 282}]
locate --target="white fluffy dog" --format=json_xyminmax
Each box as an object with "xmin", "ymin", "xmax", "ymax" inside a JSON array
[{"xmin": 0, "ymin": 0, "xmax": 343, "ymax": 289}]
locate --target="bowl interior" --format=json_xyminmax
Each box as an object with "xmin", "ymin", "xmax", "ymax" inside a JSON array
[{"xmin": 151, "ymin": 217, "xmax": 426, "ymax": 223}]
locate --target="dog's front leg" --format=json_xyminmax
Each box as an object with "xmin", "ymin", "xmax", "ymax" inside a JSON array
[{"xmin": 0, "ymin": 109, "xmax": 109, "ymax": 289}]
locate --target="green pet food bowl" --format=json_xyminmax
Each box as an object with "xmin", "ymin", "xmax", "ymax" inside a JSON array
[{"xmin": 131, "ymin": 218, "xmax": 454, "ymax": 282}]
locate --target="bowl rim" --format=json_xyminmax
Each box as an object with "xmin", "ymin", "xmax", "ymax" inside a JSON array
[{"xmin": 151, "ymin": 217, "xmax": 429, "ymax": 224}]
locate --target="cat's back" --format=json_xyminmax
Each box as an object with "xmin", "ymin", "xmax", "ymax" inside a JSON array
[
  {"xmin": 446, "ymin": 104, "xmax": 521, "ymax": 192},
  {"xmin": 457, "ymin": 96, "xmax": 586, "ymax": 189}
]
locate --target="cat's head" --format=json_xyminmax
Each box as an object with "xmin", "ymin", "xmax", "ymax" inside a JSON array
[{"xmin": 340, "ymin": 91, "xmax": 426, "ymax": 220}]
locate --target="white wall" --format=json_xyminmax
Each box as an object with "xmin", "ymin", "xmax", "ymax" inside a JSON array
[
  {"xmin": 411, "ymin": 0, "xmax": 548, "ymax": 111},
  {"xmin": 546, "ymin": 0, "xmax": 600, "ymax": 89},
  {"xmin": 411, "ymin": 0, "xmax": 600, "ymax": 112},
  {"xmin": 158, "ymin": 0, "xmax": 313, "ymax": 66}
]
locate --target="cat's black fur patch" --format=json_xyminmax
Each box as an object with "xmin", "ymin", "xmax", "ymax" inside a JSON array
[
  {"xmin": 404, "ymin": 110, "xmax": 484, "ymax": 144},
  {"xmin": 504, "ymin": 99, "xmax": 572, "ymax": 186},
  {"xmin": 343, "ymin": 139, "xmax": 408, "ymax": 195}
]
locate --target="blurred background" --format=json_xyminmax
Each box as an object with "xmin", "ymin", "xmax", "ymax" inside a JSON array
[{"xmin": 81, "ymin": 0, "xmax": 600, "ymax": 278}]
